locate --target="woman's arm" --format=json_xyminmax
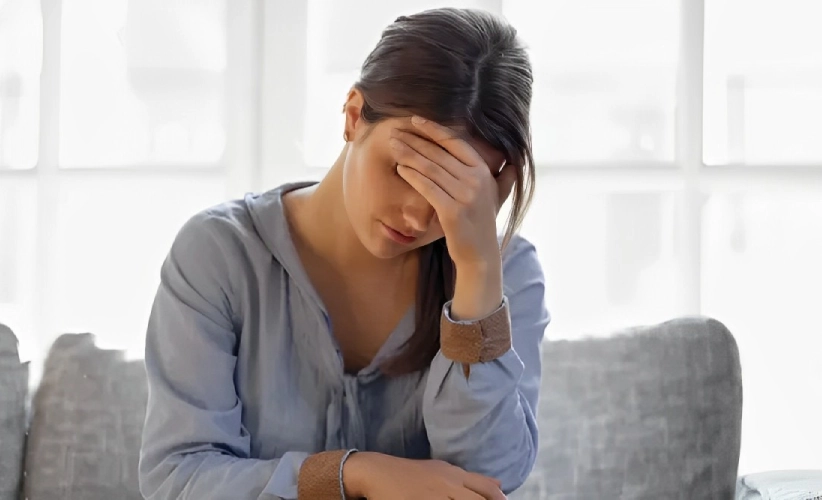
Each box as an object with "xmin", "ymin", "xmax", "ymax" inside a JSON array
[
  {"xmin": 422, "ymin": 236, "xmax": 550, "ymax": 494},
  {"xmin": 139, "ymin": 212, "xmax": 349, "ymax": 500}
]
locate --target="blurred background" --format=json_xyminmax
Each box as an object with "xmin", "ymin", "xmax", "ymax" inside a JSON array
[{"xmin": 0, "ymin": 0, "xmax": 820, "ymax": 478}]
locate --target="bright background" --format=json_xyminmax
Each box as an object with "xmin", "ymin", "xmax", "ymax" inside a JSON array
[{"xmin": 1, "ymin": 0, "xmax": 820, "ymax": 475}]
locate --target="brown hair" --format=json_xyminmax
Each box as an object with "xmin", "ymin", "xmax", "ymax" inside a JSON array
[{"xmin": 353, "ymin": 8, "xmax": 535, "ymax": 374}]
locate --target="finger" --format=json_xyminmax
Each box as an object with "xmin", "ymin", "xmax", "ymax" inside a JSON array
[
  {"xmin": 396, "ymin": 164, "xmax": 454, "ymax": 214},
  {"xmin": 496, "ymin": 163, "xmax": 518, "ymax": 210},
  {"xmin": 392, "ymin": 129, "xmax": 469, "ymax": 181},
  {"xmin": 463, "ymin": 473, "xmax": 506, "ymax": 500},
  {"xmin": 390, "ymin": 137, "xmax": 466, "ymax": 201},
  {"xmin": 411, "ymin": 116, "xmax": 487, "ymax": 169}
]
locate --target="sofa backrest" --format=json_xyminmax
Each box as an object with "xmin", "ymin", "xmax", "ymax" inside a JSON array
[
  {"xmin": 0, "ymin": 324, "xmax": 27, "ymax": 500},
  {"xmin": 24, "ymin": 333, "xmax": 147, "ymax": 500},
  {"xmin": 515, "ymin": 316, "xmax": 743, "ymax": 500}
]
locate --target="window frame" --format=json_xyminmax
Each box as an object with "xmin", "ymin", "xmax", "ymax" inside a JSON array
[{"xmin": 0, "ymin": 0, "xmax": 261, "ymax": 352}]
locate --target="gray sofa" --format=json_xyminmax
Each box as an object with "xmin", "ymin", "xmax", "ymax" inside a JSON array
[{"xmin": 0, "ymin": 317, "xmax": 743, "ymax": 499}]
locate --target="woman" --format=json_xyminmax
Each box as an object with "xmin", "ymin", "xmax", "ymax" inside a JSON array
[{"xmin": 139, "ymin": 7, "xmax": 549, "ymax": 500}]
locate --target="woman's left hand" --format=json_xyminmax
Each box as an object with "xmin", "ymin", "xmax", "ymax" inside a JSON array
[{"xmin": 390, "ymin": 116, "xmax": 517, "ymax": 269}]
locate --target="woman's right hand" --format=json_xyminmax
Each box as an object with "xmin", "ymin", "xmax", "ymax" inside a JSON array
[{"xmin": 343, "ymin": 451, "xmax": 506, "ymax": 500}]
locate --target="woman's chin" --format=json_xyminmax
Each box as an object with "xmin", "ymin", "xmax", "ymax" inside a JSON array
[
  {"xmin": 356, "ymin": 222, "xmax": 426, "ymax": 260},
  {"xmin": 366, "ymin": 240, "xmax": 407, "ymax": 260},
  {"xmin": 362, "ymin": 232, "xmax": 415, "ymax": 260}
]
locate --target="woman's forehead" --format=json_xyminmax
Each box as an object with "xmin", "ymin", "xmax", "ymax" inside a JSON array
[{"xmin": 384, "ymin": 117, "xmax": 507, "ymax": 170}]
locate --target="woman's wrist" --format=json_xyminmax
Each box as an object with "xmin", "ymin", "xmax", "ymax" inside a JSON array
[{"xmin": 342, "ymin": 450, "xmax": 377, "ymax": 498}]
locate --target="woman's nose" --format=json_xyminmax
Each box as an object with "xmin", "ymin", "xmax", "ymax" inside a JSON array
[{"xmin": 402, "ymin": 191, "xmax": 436, "ymax": 233}]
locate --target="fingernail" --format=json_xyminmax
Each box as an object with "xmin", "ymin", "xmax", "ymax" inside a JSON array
[{"xmin": 411, "ymin": 116, "xmax": 427, "ymax": 125}]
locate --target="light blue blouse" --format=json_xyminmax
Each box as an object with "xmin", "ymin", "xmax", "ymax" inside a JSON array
[{"xmin": 138, "ymin": 182, "xmax": 550, "ymax": 499}]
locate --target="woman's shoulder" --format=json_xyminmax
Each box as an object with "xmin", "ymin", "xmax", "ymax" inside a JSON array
[
  {"xmin": 169, "ymin": 191, "xmax": 289, "ymax": 276},
  {"xmin": 501, "ymin": 233, "xmax": 546, "ymax": 291},
  {"xmin": 174, "ymin": 183, "xmax": 306, "ymax": 260},
  {"xmin": 173, "ymin": 197, "xmax": 261, "ymax": 257},
  {"xmin": 501, "ymin": 233, "xmax": 540, "ymax": 266}
]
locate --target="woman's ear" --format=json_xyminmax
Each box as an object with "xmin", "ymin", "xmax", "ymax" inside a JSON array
[{"xmin": 343, "ymin": 88, "xmax": 365, "ymax": 141}]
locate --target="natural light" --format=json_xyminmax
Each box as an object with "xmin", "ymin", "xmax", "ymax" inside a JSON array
[{"xmin": 1, "ymin": 0, "xmax": 820, "ymax": 496}]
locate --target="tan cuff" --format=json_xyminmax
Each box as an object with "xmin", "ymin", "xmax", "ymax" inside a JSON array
[
  {"xmin": 440, "ymin": 298, "xmax": 512, "ymax": 374},
  {"xmin": 297, "ymin": 450, "xmax": 348, "ymax": 500}
]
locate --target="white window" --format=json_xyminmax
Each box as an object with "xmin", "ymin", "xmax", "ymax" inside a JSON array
[
  {"xmin": 0, "ymin": 0, "xmax": 41, "ymax": 169},
  {"xmin": 57, "ymin": 0, "xmax": 229, "ymax": 167},
  {"xmin": 0, "ymin": 0, "xmax": 260, "ymax": 371},
  {"xmin": 704, "ymin": 0, "xmax": 822, "ymax": 164}
]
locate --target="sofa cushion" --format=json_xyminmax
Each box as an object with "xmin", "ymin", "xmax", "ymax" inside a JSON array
[
  {"xmin": 736, "ymin": 470, "xmax": 822, "ymax": 500},
  {"xmin": 0, "ymin": 324, "xmax": 28, "ymax": 500},
  {"xmin": 23, "ymin": 333, "xmax": 147, "ymax": 500},
  {"xmin": 514, "ymin": 317, "xmax": 743, "ymax": 500}
]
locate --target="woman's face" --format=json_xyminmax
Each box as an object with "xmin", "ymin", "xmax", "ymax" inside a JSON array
[{"xmin": 341, "ymin": 92, "xmax": 505, "ymax": 260}]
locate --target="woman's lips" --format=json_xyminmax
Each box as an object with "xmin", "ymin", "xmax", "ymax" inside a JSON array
[{"xmin": 381, "ymin": 222, "xmax": 418, "ymax": 244}]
